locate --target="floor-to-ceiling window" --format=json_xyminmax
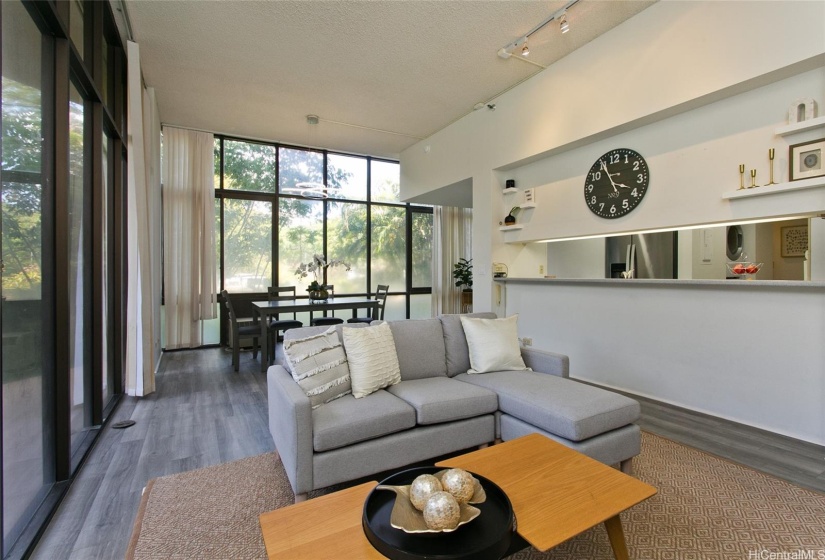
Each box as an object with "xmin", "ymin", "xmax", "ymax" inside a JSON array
[
  {"xmin": 213, "ymin": 137, "xmax": 432, "ymax": 340},
  {"xmin": 1, "ymin": 1, "xmax": 127, "ymax": 557},
  {"xmin": 1, "ymin": 3, "xmax": 53, "ymax": 554}
]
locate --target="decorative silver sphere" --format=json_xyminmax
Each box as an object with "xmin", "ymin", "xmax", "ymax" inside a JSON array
[
  {"xmin": 409, "ymin": 474, "xmax": 443, "ymax": 511},
  {"xmin": 423, "ymin": 491, "xmax": 461, "ymax": 531},
  {"xmin": 440, "ymin": 468, "xmax": 475, "ymax": 504}
]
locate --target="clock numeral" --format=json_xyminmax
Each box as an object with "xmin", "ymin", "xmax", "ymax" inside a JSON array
[
  {"xmin": 610, "ymin": 205, "xmax": 617, "ymax": 214},
  {"xmin": 624, "ymin": 154, "xmax": 629, "ymax": 164},
  {"xmin": 633, "ymin": 161, "xmax": 640, "ymax": 171},
  {"xmin": 587, "ymin": 184, "xmax": 594, "ymax": 193},
  {"xmin": 622, "ymin": 199, "xmax": 629, "ymax": 209},
  {"xmin": 591, "ymin": 196, "xmax": 596, "ymax": 205},
  {"xmin": 599, "ymin": 203, "xmax": 604, "ymax": 211},
  {"xmin": 631, "ymin": 188, "xmax": 639, "ymax": 198},
  {"xmin": 590, "ymin": 171, "xmax": 602, "ymax": 181},
  {"xmin": 637, "ymin": 174, "xmax": 644, "ymax": 184},
  {"xmin": 610, "ymin": 154, "xmax": 620, "ymax": 164}
]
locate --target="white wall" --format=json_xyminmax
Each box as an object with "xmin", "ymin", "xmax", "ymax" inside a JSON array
[
  {"xmin": 503, "ymin": 280, "xmax": 825, "ymax": 445},
  {"xmin": 401, "ymin": 1, "xmax": 825, "ymax": 308},
  {"xmin": 401, "ymin": 1, "xmax": 825, "ymax": 443}
]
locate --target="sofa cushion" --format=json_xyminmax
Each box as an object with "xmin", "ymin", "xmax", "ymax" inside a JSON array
[
  {"xmin": 343, "ymin": 322, "xmax": 402, "ymax": 398},
  {"xmin": 460, "ymin": 315, "xmax": 528, "ymax": 374},
  {"xmin": 283, "ymin": 323, "xmax": 368, "ymax": 376},
  {"xmin": 387, "ymin": 318, "xmax": 448, "ymax": 380},
  {"xmin": 312, "ymin": 390, "xmax": 416, "ymax": 452},
  {"xmin": 438, "ymin": 312, "xmax": 497, "ymax": 377},
  {"xmin": 282, "ymin": 327, "xmax": 351, "ymax": 409},
  {"xmin": 387, "ymin": 377, "xmax": 498, "ymax": 425},
  {"xmin": 455, "ymin": 371, "xmax": 640, "ymax": 442}
]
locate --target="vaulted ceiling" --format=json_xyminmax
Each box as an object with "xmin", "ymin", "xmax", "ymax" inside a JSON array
[{"xmin": 122, "ymin": 0, "xmax": 655, "ymax": 159}]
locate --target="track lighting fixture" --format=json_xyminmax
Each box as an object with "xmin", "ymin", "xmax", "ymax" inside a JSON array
[
  {"xmin": 497, "ymin": 0, "xmax": 578, "ymax": 59},
  {"xmin": 559, "ymin": 13, "xmax": 569, "ymax": 34}
]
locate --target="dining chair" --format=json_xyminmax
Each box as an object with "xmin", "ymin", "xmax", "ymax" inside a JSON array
[
  {"xmin": 310, "ymin": 285, "xmax": 344, "ymax": 327},
  {"xmin": 267, "ymin": 287, "xmax": 304, "ymax": 364},
  {"xmin": 221, "ymin": 290, "xmax": 260, "ymax": 372},
  {"xmin": 347, "ymin": 284, "xmax": 389, "ymax": 324}
]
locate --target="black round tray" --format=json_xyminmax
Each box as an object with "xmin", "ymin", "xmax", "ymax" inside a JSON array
[{"xmin": 362, "ymin": 466, "xmax": 515, "ymax": 560}]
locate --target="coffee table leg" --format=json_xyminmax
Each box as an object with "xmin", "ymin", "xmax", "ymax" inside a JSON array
[{"xmin": 604, "ymin": 515, "xmax": 629, "ymax": 560}]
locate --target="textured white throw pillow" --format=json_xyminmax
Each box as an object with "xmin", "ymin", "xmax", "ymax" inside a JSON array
[
  {"xmin": 460, "ymin": 315, "xmax": 528, "ymax": 374},
  {"xmin": 283, "ymin": 327, "xmax": 351, "ymax": 408},
  {"xmin": 343, "ymin": 322, "xmax": 402, "ymax": 398}
]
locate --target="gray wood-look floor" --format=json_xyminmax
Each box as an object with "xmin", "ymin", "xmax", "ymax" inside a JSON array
[
  {"xmin": 31, "ymin": 348, "xmax": 825, "ymax": 560},
  {"xmin": 31, "ymin": 348, "xmax": 274, "ymax": 560}
]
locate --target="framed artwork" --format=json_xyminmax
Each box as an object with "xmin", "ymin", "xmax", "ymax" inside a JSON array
[
  {"xmin": 789, "ymin": 138, "xmax": 825, "ymax": 181},
  {"xmin": 780, "ymin": 225, "xmax": 808, "ymax": 258}
]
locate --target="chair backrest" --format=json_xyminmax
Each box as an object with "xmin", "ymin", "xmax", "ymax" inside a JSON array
[
  {"xmin": 374, "ymin": 284, "xmax": 389, "ymax": 320},
  {"xmin": 221, "ymin": 290, "xmax": 238, "ymax": 323},
  {"xmin": 268, "ymin": 286, "xmax": 299, "ymax": 319},
  {"xmin": 268, "ymin": 286, "xmax": 297, "ymax": 302}
]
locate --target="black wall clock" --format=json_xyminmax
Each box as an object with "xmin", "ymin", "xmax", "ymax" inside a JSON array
[{"xmin": 584, "ymin": 148, "xmax": 650, "ymax": 219}]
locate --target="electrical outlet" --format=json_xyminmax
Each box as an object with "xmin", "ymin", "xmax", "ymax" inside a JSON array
[
  {"xmin": 522, "ymin": 337, "xmax": 533, "ymax": 347},
  {"xmin": 539, "ymin": 265, "xmax": 545, "ymax": 275}
]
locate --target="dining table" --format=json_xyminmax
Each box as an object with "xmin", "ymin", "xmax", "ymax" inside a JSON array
[{"xmin": 252, "ymin": 296, "xmax": 380, "ymax": 372}]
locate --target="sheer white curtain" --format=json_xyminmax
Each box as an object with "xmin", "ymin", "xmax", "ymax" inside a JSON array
[
  {"xmin": 125, "ymin": 41, "xmax": 160, "ymax": 396},
  {"xmin": 432, "ymin": 206, "xmax": 473, "ymax": 315},
  {"xmin": 162, "ymin": 127, "xmax": 217, "ymax": 349}
]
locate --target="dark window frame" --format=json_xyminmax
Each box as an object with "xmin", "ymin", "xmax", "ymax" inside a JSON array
[{"xmin": 212, "ymin": 136, "xmax": 433, "ymax": 344}]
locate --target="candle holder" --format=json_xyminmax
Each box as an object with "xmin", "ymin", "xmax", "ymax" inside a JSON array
[
  {"xmin": 767, "ymin": 148, "xmax": 777, "ymax": 185},
  {"xmin": 738, "ymin": 164, "xmax": 745, "ymax": 190},
  {"xmin": 750, "ymin": 169, "xmax": 758, "ymax": 188}
]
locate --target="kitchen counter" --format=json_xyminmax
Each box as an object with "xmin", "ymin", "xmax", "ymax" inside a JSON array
[{"xmin": 494, "ymin": 277, "xmax": 825, "ymax": 290}]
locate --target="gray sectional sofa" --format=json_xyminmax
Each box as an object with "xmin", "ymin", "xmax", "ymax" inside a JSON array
[{"xmin": 267, "ymin": 313, "xmax": 641, "ymax": 501}]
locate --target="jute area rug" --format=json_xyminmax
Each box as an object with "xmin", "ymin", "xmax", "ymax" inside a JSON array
[{"xmin": 127, "ymin": 432, "xmax": 825, "ymax": 559}]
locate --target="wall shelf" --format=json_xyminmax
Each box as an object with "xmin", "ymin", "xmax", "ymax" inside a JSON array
[
  {"xmin": 520, "ymin": 203, "xmax": 537, "ymax": 209},
  {"xmin": 499, "ymin": 224, "xmax": 523, "ymax": 231},
  {"xmin": 775, "ymin": 115, "xmax": 825, "ymax": 137},
  {"xmin": 722, "ymin": 176, "xmax": 825, "ymax": 200},
  {"xmin": 503, "ymin": 188, "xmax": 518, "ymax": 195}
]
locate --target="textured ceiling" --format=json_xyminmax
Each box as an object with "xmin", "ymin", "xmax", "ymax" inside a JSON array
[{"xmin": 124, "ymin": 0, "xmax": 655, "ymax": 159}]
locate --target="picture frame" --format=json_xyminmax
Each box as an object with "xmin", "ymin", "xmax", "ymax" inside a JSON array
[
  {"xmin": 780, "ymin": 225, "xmax": 808, "ymax": 258},
  {"xmin": 789, "ymin": 138, "xmax": 825, "ymax": 181}
]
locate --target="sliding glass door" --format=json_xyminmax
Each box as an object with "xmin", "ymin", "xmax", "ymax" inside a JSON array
[
  {"xmin": 1, "ymin": 2, "xmax": 55, "ymax": 554},
  {"xmin": 1, "ymin": 1, "xmax": 127, "ymax": 555}
]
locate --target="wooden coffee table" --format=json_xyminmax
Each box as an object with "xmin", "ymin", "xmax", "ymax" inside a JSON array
[{"xmin": 259, "ymin": 433, "xmax": 656, "ymax": 559}]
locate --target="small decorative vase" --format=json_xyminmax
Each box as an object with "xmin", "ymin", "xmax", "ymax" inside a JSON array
[
  {"xmin": 504, "ymin": 214, "xmax": 516, "ymax": 226},
  {"xmin": 308, "ymin": 287, "xmax": 329, "ymax": 302}
]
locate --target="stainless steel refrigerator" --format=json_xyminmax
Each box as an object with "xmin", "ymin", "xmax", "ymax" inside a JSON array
[{"xmin": 605, "ymin": 232, "xmax": 677, "ymax": 279}]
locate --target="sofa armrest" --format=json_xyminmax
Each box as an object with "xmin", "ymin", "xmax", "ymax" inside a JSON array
[
  {"xmin": 267, "ymin": 365, "xmax": 314, "ymax": 495},
  {"xmin": 521, "ymin": 347, "xmax": 569, "ymax": 378}
]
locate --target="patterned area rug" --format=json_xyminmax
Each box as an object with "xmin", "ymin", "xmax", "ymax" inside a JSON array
[{"xmin": 127, "ymin": 432, "xmax": 825, "ymax": 559}]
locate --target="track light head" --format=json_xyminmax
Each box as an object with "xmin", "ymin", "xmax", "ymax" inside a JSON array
[
  {"xmin": 560, "ymin": 13, "xmax": 569, "ymax": 33},
  {"xmin": 521, "ymin": 42, "xmax": 530, "ymax": 56}
]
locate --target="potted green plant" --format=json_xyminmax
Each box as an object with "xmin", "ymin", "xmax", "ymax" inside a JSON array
[
  {"xmin": 504, "ymin": 206, "xmax": 521, "ymax": 226},
  {"xmin": 453, "ymin": 258, "xmax": 473, "ymax": 311},
  {"xmin": 453, "ymin": 258, "xmax": 473, "ymax": 291}
]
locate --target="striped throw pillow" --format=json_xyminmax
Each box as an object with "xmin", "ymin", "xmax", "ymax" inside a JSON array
[{"xmin": 283, "ymin": 327, "xmax": 351, "ymax": 409}]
